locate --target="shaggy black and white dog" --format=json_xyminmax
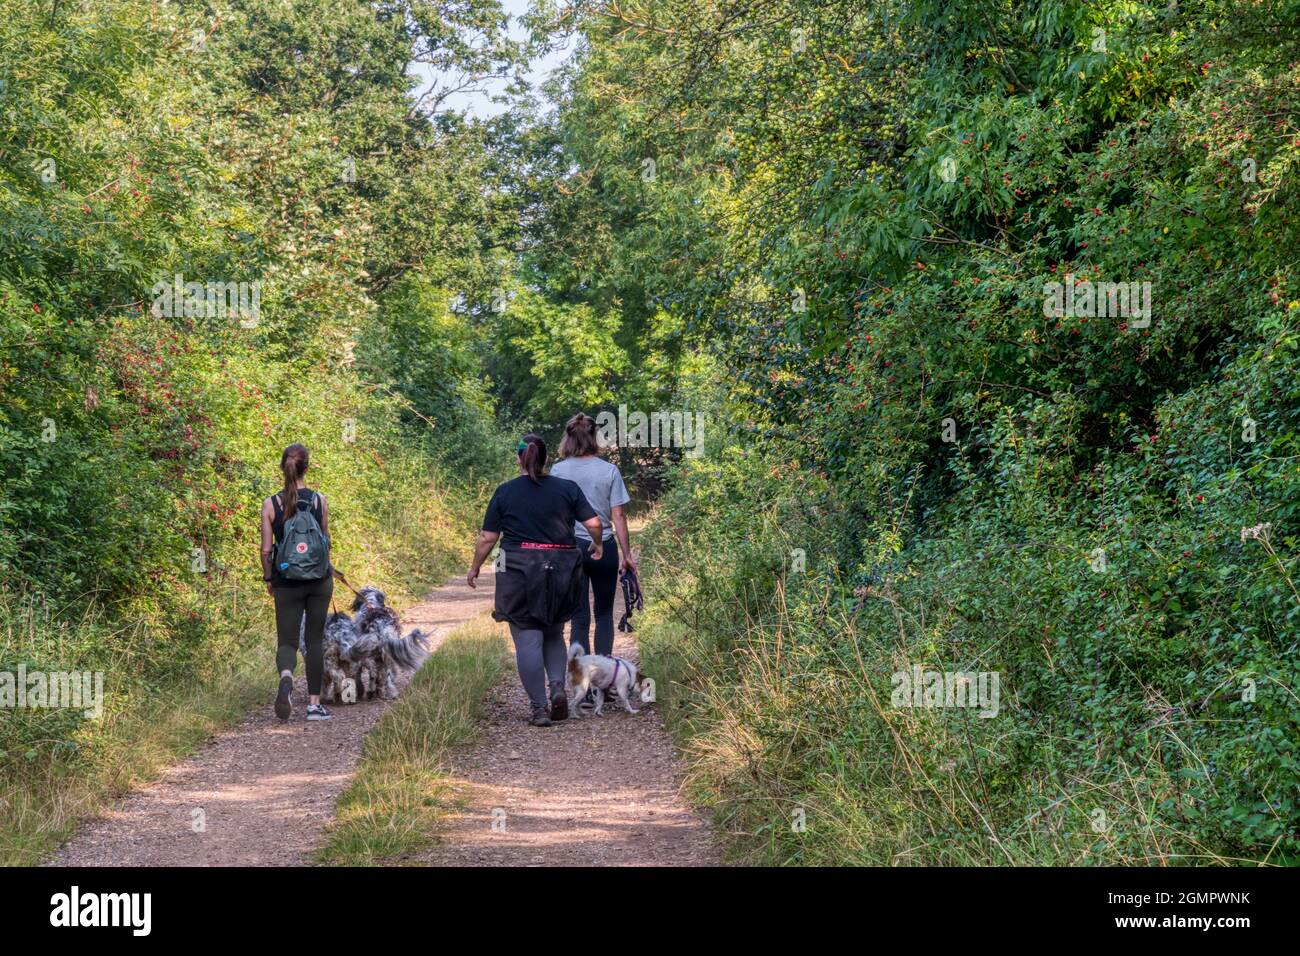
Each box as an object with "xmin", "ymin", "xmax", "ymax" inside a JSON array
[
  {"xmin": 298, "ymin": 587, "xmax": 429, "ymax": 703},
  {"xmin": 349, "ymin": 586, "xmax": 430, "ymax": 700}
]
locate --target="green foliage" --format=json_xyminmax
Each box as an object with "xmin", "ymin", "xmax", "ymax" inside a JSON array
[
  {"xmin": 539, "ymin": 0, "xmax": 1300, "ymax": 864},
  {"xmin": 3, "ymin": 0, "xmax": 1298, "ymax": 869},
  {"xmin": 0, "ymin": 0, "xmax": 519, "ymax": 830},
  {"xmin": 486, "ymin": 287, "xmax": 629, "ymax": 428}
]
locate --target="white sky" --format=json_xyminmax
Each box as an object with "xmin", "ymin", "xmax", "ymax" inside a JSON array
[{"xmin": 408, "ymin": 0, "xmax": 576, "ymax": 119}]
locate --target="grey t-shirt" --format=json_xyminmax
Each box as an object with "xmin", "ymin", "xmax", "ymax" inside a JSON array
[{"xmin": 549, "ymin": 456, "xmax": 631, "ymax": 542}]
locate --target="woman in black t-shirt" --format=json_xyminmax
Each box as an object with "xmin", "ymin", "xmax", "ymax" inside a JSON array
[{"xmin": 468, "ymin": 434, "xmax": 603, "ymax": 726}]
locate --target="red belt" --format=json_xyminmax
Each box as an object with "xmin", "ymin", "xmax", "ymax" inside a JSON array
[{"xmin": 518, "ymin": 542, "xmax": 574, "ymax": 550}]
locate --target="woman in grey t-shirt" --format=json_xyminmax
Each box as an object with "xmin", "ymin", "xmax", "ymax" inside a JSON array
[{"xmin": 550, "ymin": 413, "xmax": 635, "ymax": 659}]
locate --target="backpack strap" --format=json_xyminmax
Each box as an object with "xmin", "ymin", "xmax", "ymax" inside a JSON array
[
  {"xmin": 276, "ymin": 488, "xmax": 319, "ymax": 514},
  {"xmin": 271, "ymin": 490, "xmax": 320, "ymax": 554},
  {"xmin": 270, "ymin": 490, "xmax": 319, "ymax": 545}
]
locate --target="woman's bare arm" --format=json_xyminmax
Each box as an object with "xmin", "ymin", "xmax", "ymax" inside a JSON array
[
  {"xmin": 611, "ymin": 504, "xmax": 635, "ymax": 572},
  {"xmin": 467, "ymin": 530, "xmax": 500, "ymax": 588},
  {"xmin": 583, "ymin": 516, "xmax": 605, "ymax": 561},
  {"xmin": 259, "ymin": 498, "xmax": 275, "ymax": 593}
]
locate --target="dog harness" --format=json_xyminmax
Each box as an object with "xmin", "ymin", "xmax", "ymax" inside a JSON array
[{"xmin": 602, "ymin": 658, "xmax": 624, "ymax": 691}]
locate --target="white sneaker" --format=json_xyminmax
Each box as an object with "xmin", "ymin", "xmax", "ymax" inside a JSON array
[{"xmin": 306, "ymin": 703, "xmax": 332, "ymax": 721}]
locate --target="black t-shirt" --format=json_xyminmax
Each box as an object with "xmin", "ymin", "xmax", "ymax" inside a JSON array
[{"xmin": 483, "ymin": 475, "xmax": 596, "ymax": 547}]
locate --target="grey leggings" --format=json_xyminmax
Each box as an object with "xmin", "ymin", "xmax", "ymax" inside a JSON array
[{"xmin": 508, "ymin": 622, "xmax": 568, "ymax": 711}]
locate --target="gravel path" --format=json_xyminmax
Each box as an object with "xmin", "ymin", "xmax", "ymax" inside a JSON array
[
  {"xmin": 419, "ymin": 583, "xmax": 720, "ymax": 867},
  {"xmin": 45, "ymin": 570, "xmax": 497, "ymax": 867},
  {"xmin": 45, "ymin": 559, "xmax": 719, "ymax": 867}
]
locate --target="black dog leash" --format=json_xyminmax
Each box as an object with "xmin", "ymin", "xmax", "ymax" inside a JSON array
[{"xmin": 618, "ymin": 568, "xmax": 644, "ymax": 633}]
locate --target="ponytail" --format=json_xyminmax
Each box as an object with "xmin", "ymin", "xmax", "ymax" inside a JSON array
[
  {"xmin": 558, "ymin": 412, "xmax": 600, "ymax": 459},
  {"xmin": 280, "ymin": 443, "xmax": 309, "ymax": 513},
  {"xmin": 517, "ymin": 434, "xmax": 547, "ymax": 484}
]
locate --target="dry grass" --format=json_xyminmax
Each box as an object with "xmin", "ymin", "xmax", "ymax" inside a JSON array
[
  {"xmin": 638, "ymin": 574, "xmax": 1258, "ymax": 867},
  {"xmin": 315, "ymin": 616, "xmax": 509, "ymax": 865},
  {"xmin": 0, "ymin": 618, "xmax": 272, "ymax": 866}
]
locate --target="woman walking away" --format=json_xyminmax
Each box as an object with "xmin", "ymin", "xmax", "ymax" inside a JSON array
[
  {"xmin": 260, "ymin": 443, "xmax": 334, "ymax": 722},
  {"xmin": 550, "ymin": 413, "xmax": 635, "ymax": 661},
  {"xmin": 467, "ymin": 434, "xmax": 604, "ymax": 726}
]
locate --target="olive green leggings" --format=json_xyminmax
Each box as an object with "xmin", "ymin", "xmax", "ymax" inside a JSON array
[{"xmin": 273, "ymin": 577, "xmax": 334, "ymax": 695}]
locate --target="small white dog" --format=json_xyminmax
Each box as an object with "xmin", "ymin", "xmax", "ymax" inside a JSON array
[{"xmin": 566, "ymin": 642, "xmax": 650, "ymax": 716}]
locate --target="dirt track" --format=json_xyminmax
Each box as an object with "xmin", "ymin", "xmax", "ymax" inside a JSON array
[
  {"xmin": 418, "ymin": 614, "xmax": 718, "ymax": 867},
  {"xmin": 45, "ymin": 563, "xmax": 719, "ymax": 867},
  {"xmin": 45, "ymin": 571, "xmax": 496, "ymax": 867}
]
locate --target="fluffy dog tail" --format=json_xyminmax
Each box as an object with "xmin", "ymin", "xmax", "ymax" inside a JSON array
[
  {"xmin": 567, "ymin": 641, "xmax": 585, "ymax": 685},
  {"xmin": 383, "ymin": 628, "xmax": 429, "ymax": 671}
]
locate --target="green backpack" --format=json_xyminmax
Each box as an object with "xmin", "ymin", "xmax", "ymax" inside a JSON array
[{"xmin": 275, "ymin": 491, "xmax": 330, "ymax": 581}]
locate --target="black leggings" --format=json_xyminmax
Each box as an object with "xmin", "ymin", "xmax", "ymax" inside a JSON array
[
  {"xmin": 570, "ymin": 537, "xmax": 619, "ymax": 657},
  {"xmin": 273, "ymin": 576, "xmax": 333, "ymax": 695}
]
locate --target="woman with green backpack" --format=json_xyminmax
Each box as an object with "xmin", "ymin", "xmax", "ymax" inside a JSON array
[{"xmin": 259, "ymin": 443, "xmax": 334, "ymax": 722}]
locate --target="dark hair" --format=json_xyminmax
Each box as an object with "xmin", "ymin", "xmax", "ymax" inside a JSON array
[
  {"xmin": 559, "ymin": 412, "xmax": 600, "ymax": 459},
  {"xmin": 280, "ymin": 443, "xmax": 309, "ymax": 514},
  {"xmin": 517, "ymin": 433, "xmax": 546, "ymax": 484}
]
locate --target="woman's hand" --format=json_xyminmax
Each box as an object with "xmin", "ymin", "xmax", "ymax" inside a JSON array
[
  {"xmin": 621, "ymin": 552, "xmax": 638, "ymax": 574},
  {"xmin": 468, "ymin": 531, "xmax": 498, "ymax": 590},
  {"xmin": 266, "ymin": 582, "xmax": 275, "ymax": 597},
  {"xmin": 588, "ymin": 539, "xmax": 603, "ymax": 562}
]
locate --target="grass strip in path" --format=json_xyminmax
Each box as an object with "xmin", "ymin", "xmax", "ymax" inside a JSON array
[{"xmin": 316, "ymin": 616, "xmax": 509, "ymax": 865}]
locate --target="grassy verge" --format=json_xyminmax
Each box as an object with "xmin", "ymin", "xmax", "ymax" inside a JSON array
[
  {"xmin": 636, "ymin": 609, "xmax": 765, "ymax": 865},
  {"xmin": 638, "ymin": 579, "xmax": 1241, "ymax": 867},
  {"xmin": 0, "ymin": 602, "xmax": 274, "ymax": 866},
  {"xmin": 1, "ymin": 495, "xmax": 472, "ymax": 867},
  {"xmin": 315, "ymin": 616, "xmax": 509, "ymax": 865},
  {"xmin": 638, "ymin": 527, "xmax": 1292, "ymax": 866}
]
